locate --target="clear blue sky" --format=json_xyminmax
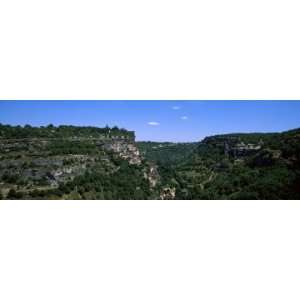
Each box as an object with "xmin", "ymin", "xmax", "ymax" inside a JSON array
[{"xmin": 1, "ymin": 101, "xmax": 300, "ymax": 142}]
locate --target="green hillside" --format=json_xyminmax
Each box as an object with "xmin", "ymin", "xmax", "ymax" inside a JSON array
[{"xmin": 137, "ymin": 141, "xmax": 198, "ymax": 166}]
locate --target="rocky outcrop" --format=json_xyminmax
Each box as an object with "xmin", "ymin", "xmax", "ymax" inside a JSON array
[
  {"xmin": 203, "ymin": 136, "xmax": 263, "ymax": 158},
  {"xmin": 0, "ymin": 133, "xmax": 142, "ymax": 197},
  {"xmin": 160, "ymin": 187, "xmax": 176, "ymax": 200},
  {"xmin": 102, "ymin": 141, "xmax": 142, "ymax": 165},
  {"xmin": 144, "ymin": 163, "xmax": 160, "ymax": 188}
]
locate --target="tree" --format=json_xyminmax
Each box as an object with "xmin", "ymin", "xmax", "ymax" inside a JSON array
[
  {"xmin": 15, "ymin": 191, "xmax": 24, "ymax": 199},
  {"xmin": 65, "ymin": 191, "xmax": 81, "ymax": 200},
  {"xmin": 7, "ymin": 188, "xmax": 17, "ymax": 199},
  {"xmin": 30, "ymin": 189, "xmax": 40, "ymax": 198},
  {"xmin": 133, "ymin": 188, "xmax": 144, "ymax": 199}
]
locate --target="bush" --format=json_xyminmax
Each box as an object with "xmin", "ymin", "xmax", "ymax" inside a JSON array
[
  {"xmin": 230, "ymin": 191, "xmax": 259, "ymax": 200},
  {"xmin": 29, "ymin": 189, "xmax": 40, "ymax": 198},
  {"xmin": 7, "ymin": 188, "xmax": 17, "ymax": 199},
  {"xmin": 15, "ymin": 191, "xmax": 24, "ymax": 199}
]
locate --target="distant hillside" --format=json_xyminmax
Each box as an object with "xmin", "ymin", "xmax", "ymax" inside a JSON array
[
  {"xmin": 200, "ymin": 128, "xmax": 300, "ymax": 163},
  {"xmin": 137, "ymin": 141, "xmax": 198, "ymax": 166}
]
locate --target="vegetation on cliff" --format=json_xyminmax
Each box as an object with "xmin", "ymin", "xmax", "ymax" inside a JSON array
[{"xmin": 0, "ymin": 124, "xmax": 155, "ymax": 199}]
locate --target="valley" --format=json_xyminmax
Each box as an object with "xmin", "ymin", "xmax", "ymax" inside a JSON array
[{"xmin": 0, "ymin": 124, "xmax": 299, "ymax": 199}]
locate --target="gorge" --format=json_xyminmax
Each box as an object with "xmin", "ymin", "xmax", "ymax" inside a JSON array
[{"xmin": 0, "ymin": 124, "xmax": 299, "ymax": 199}]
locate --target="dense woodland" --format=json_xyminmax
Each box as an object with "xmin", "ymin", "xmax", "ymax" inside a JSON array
[
  {"xmin": 0, "ymin": 123, "xmax": 134, "ymax": 139},
  {"xmin": 0, "ymin": 124, "xmax": 300, "ymax": 199}
]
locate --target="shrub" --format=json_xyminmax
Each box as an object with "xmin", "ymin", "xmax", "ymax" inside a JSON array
[{"xmin": 7, "ymin": 188, "xmax": 17, "ymax": 199}]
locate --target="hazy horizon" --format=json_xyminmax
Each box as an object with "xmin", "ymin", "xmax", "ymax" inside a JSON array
[{"xmin": 1, "ymin": 100, "xmax": 300, "ymax": 142}]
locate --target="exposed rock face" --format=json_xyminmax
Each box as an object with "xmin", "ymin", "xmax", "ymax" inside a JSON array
[
  {"xmin": 229, "ymin": 142, "xmax": 262, "ymax": 157},
  {"xmin": 203, "ymin": 136, "xmax": 263, "ymax": 158},
  {"xmin": 0, "ymin": 154, "xmax": 99, "ymax": 196},
  {"xmin": 144, "ymin": 164, "xmax": 160, "ymax": 188},
  {"xmin": 0, "ymin": 134, "xmax": 144, "ymax": 198},
  {"xmin": 102, "ymin": 141, "xmax": 142, "ymax": 165}
]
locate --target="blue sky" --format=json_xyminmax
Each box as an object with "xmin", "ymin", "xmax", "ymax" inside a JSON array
[{"xmin": 1, "ymin": 101, "xmax": 300, "ymax": 142}]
